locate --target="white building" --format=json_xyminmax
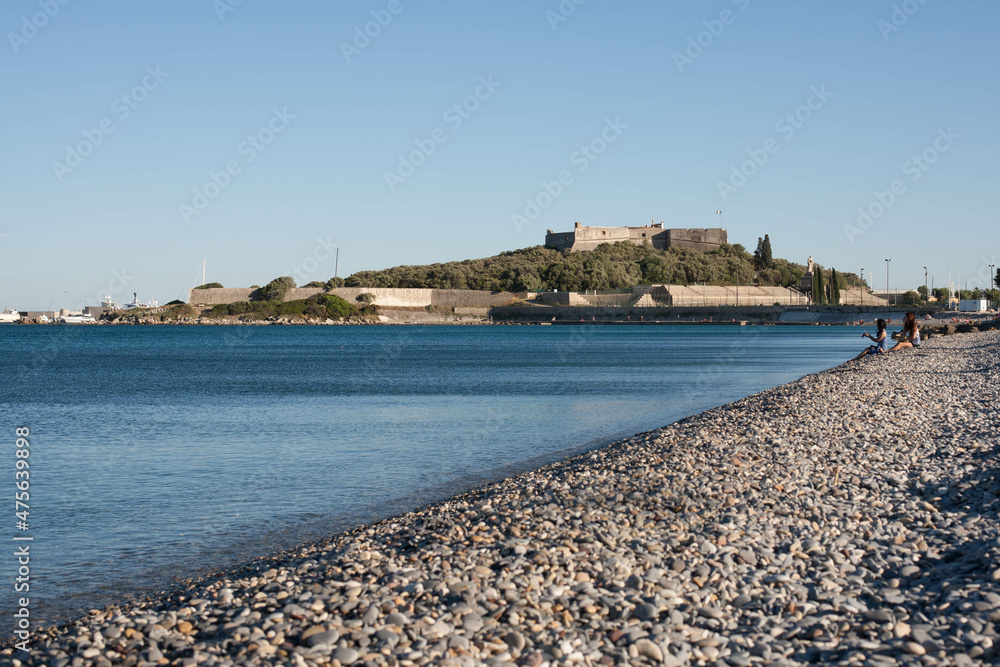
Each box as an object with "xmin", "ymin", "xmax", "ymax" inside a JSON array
[{"xmin": 959, "ymin": 299, "xmax": 989, "ymax": 312}]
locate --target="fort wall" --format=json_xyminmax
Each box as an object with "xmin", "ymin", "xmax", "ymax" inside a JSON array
[
  {"xmin": 188, "ymin": 287, "xmax": 257, "ymax": 304},
  {"xmin": 545, "ymin": 223, "xmax": 726, "ymax": 253},
  {"xmin": 186, "ymin": 287, "xmax": 524, "ymax": 308},
  {"xmin": 665, "ymin": 228, "xmax": 728, "ymax": 251}
]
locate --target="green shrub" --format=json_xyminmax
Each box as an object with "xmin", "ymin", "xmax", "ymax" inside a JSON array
[
  {"xmin": 258, "ymin": 276, "xmax": 296, "ymax": 301},
  {"xmin": 194, "ymin": 282, "xmax": 224, "ymax": 290},
  {"xmin": 277, "ymin": 301, "xmax": 307, "ymax": 316},
  {"xmin": 343, "ymin": 243, "xmax": 859, "ymax": 293},
  {"xmin": 207, "ymin": 293, "xmax": 369, "ymax": 321},
  {"xmin": 306, "ymin": 293, "xmax": 359, "ymax": 320},
  {"xmin": 158, "ymin": 304, "xmax": 198, "ymax": 320}
]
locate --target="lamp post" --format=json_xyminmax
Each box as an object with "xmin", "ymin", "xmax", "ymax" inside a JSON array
[
  {"xmin": 923, "ymin": 266, "xmax": 928, "ymax": 306},
  {"xmin": 990, "ymin": 263, "xmax": 996, "ymax": 311},
  {"xmin": 860, "ymin": 268, "xmax": 864, "ymax": 306},
  {"xmin": 885, "ymin": 258, "xmax": 891, "ymax": 307}
]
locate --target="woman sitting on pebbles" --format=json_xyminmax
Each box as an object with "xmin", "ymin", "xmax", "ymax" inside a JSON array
[
  {"xmin": 853, "ymin": 318, "xmax": 889, "ymax": 361},
  {"xmin": 889, "ymin": 312, "xmax": 922, "ymax": 351}
]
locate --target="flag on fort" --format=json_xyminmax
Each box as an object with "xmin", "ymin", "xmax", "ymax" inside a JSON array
[{"xmin": 716, "ymin": 210, "xmax": 722, "ymax": 214}]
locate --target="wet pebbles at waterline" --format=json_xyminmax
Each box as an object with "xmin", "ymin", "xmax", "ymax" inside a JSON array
[{"xmin": 6, "ymin": 330, "xmax": 1000, "ymax": 666}]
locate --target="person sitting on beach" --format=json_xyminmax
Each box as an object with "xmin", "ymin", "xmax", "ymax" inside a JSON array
[
  {"xmin": 889, "ymin": 312, "xmax": 921, "ymax": 351},
  {"xmin": 853, "ymin": 319, "xmax": 889, "ymax": 361}
]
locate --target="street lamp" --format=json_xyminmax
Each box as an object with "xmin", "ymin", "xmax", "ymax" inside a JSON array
[
  {"xmin": 923, "ymin": 266, "xmax": 928, "ymax": 306},
  {"xmin": 885, "ymin": 258, "xmax": 891, "ymax": 307},
  {"xmin": 860, "ymin": 268, "xmax": 864, "ymax": 306},
  {"xmin": 990, "ymin": 263, "xmax": 996, "ymax": 310}
]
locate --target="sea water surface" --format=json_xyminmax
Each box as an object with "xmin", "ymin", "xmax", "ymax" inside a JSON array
[{"xmin": 1, "ymin": 324, "xmax": 866, "ymax": 624}]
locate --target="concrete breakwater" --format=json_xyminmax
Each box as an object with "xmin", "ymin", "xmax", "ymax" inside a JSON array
[
  {"xmin": 6, "ymin": 331, "xmax": 1000, "ymax": 666},
  {"xmin": 491, "ymin": 304, "xmax": 961, "ymax": 326}
]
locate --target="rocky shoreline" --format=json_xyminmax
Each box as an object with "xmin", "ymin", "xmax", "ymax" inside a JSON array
[
  {"xmin": 13, "ymin": 310, "xmax": 999, "ymax": 329},
  {"xmin": 5, "ymin": 330, "xmax": 1000, "ymax": 666}
]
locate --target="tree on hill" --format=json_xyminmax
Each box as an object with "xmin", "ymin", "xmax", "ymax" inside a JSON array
[
  {"xmin": 829, "ymin": 268, "xmax": 841, "ymax": 305},
  {"xmin": 343, "ymin": 242, "xmax": 861, "ymax": 294},
  {"xmin": 752, "ymin": 235, "xmax": 774, "ymax": 270},
  {"xmin": 813, "ymin": 267, "xmax": 826, "ymax": 305},
  {"xmin": 256, "ymin": 276, "xmax": 296, "ymax": 302},
  {"xmin": 194, "ymin": 282, "xmax": 223, "ymax": 290}
]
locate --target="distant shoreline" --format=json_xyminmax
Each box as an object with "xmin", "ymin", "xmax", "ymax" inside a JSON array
[{"xmin": 8, "ymin": 304, "xmax": 995, "ymax": 332}]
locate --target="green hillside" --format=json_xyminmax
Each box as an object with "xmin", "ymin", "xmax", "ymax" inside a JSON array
[{"xmin": 344, "ymin": 241, "xmax": 861, "ymax": 293}]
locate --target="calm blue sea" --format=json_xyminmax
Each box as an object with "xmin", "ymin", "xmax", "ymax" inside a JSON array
[{"xmin": 1, "ymin": 324, "xmax": 865, "ymax": 625}]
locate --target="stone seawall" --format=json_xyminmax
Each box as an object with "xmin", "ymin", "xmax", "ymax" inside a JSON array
[{"xmin": 187, "ymin": 287, "xmax": 524, "ymax": 308}]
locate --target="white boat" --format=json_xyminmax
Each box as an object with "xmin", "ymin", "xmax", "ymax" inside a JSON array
[
  {"xmin": 57, "ymin": 313, "xmax": 97, "ymax": 324},
  {"xmin": 0, "ymin": 307, "xmax": 20, "ymax": 323},
  {"xmin": 123, "ymin": 292, "xmax": 158, "ymax": 310}
]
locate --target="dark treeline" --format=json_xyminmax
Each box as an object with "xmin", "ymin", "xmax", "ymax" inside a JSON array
[{"xmin": 343, "ymin": 242, "xmax": 862, "ymax": 293}]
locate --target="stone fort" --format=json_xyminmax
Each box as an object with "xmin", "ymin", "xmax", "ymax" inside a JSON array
[{"xmin": 545, "ymin": 222, "xmax": 727, "ymax": 253}]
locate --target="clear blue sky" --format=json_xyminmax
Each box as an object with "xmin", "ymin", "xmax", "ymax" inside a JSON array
[{"xmin": 1, "ymin": 0, "xmax": 997, "ymax": 309}]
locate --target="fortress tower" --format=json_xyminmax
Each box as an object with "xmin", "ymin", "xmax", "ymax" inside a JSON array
[{"xmin": 545, "ymin": 222, "xmax": 727, "ymax": 254}]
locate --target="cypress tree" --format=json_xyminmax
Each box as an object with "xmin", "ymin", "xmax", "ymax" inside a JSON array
[
  {"xmin": 753, "ymin": 237, "xmax": 764, "ymax": 269},
  {"xmin": 813, "ymin": 267, "xmax": 826, "ymax": 305},
  {"xmin": 830, "ymin": 268, "xmax": 840, "ymax": 304},
  {"xmin": 761, "ymin": 234, "xmax": 774, "ymax": 269}
]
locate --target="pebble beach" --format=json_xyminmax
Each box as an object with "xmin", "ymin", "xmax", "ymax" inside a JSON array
[{"xmin": 6, "ymin": 329, "xmax": 999, "ymax": 667}]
